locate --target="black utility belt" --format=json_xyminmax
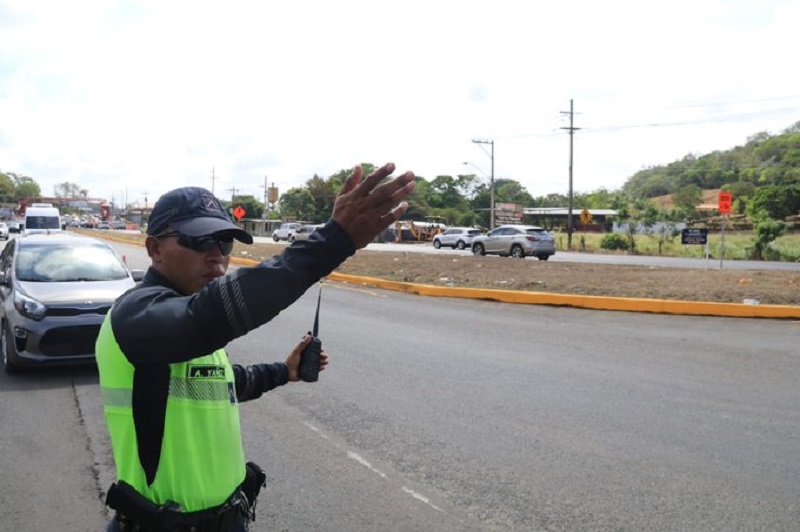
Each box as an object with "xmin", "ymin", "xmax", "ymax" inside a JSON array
[{"xmin": 106, "ymin": 463, "xmax": 266, "ymax": 532}]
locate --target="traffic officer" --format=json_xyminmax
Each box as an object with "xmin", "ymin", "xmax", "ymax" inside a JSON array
[{"xmin": 96, "ymin": 163, "xmax": 414, "ymax": 531}]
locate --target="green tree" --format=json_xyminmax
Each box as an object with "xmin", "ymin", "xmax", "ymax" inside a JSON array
[
  {"xmin": 54, "ymin": 182, "xmax": 83, "ymax": 197},
  {"xmin": 650, "ymin": 220, "xmax": 678, "ymax": 255},
  {"xmin": 426, "ymin": 175, "xmax": 468, "ymax": 209},
  {"xmin": 12, "ymin": 175, "xmax": 41, "ymax": 198},
  {"xmin": 305, "ymin": 174, "xmax": 336, "ymax": 222},
  {"xmin": 671, "ymin": 184, "xmax": 702, "ymax": 216},
  {"xmin": 749, "ymin": 184, "xmax": 800, "ymax": 220},
  {"xmin": 230, "ymin": 194, "xmax": 262, "ymax": 219},
  {"xmin": 0, "ymin": 171, "xmax": 15, "ymax": 199},
  {"xmin": 402, "ymin": 178, "xmax": 432, "ymax": 221},
  {"xmin": 751, "ymin": 216, "xmax": 787, "ymax": 260},
  {"xmin": 278, "ymin": 188, "xmax": 316, "ymax": 221},
  {"xmin": 614, "ymin": 198, "xmax": 658, "ymax": 253}
]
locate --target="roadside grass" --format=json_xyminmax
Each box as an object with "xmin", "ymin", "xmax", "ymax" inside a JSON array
[
  {"xmin": 81, "ymin": 228, "xmax": 800, "ymax": 263},
  {"xmin": 555, "ymin": 231, "xmax": 800, "ymax": 262}
]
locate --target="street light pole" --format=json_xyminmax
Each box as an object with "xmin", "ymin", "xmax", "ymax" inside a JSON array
[{"xmin": 471, "ymin": 139, "xmax": 495, "ymax": 229}]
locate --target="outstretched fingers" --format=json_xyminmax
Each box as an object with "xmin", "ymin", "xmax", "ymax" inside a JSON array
[
  {"xmin": 354, "ymin": 162, "xmax": 396, "ymax": 197},
  {"xmin": 339, "ymin": 165, "xmax": 363, "ymax": 195},
  {"xmin": 378, "ymin": 201, "xmax": 410, "ymax": 227},
  {"xmin": 370, "ymin": 176, "xmax": 414, "ymax": 212},
  {"xmin": 366, "ymin": 170, "xmax": 415, "ymax": 204}
]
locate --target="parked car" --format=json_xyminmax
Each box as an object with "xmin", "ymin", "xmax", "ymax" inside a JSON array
[
  {"xmin": 471, "ymin": 224, "xmax": 556, "ymax": 260},
  {"xmin": 0, "ymin": 233, "xmax": 145, "ymax": 373},
  {"xmin": 432, "ymin": 227, "xmax": 483, "ymax": 250},
  {"xmin": 0, "ymin": 223, "xmax": 8, "ymax": 241},
  {"xmin": 6, "ymin": 221, "xmax": 21, "ymax": 233},
  {"xmin": 97, "ymin": 221, "xmax": 110, "ymax": 230},
  {"xmin": 272, "ymin": 222, "xmax": 301, "ymax": 242},
  {"xmin": 289, "ymin": 224, "xmax": 325, "ymax": 243}
]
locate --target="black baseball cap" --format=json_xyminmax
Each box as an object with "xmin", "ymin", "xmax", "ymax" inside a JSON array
[{"xmin": 147, "ymin": 186, "xmax": 253, "ymax": 244}]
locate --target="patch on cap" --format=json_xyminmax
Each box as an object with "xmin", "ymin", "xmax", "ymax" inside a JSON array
[{"xmin": 202, "ymin": 194, "xmax": 220, "ymax": 212}]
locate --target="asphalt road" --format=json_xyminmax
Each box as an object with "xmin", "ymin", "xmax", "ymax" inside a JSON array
[
  {"xmin": 265, "ymin": 237, "xmax": 800, "ymax": 272},
  {"xmin": 1, "ymin": 239, "xmax": 798, "ymax": 531}
]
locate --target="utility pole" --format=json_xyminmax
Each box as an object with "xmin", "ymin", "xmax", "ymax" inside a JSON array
[
  {"xmin": 560, "ymin": 99, "xmax": 581, "ymax": 249},
  {"xmin": 142, "ymin": 191, "xmax": 150, "ymax": 229},
  {"xmin": 471, "ymin": 139, "xmax": 495, "ymax": 230},
  {"xmin": 228, "ymin": 186, "xmax": 238, "ymax": 205},
  {"xmin": 211, "ymin": 167, "xmax": 217, "ymax": 195},
  {"xmin": 260, "ymin": 176, "xmax": 268, "ymax": 218}
]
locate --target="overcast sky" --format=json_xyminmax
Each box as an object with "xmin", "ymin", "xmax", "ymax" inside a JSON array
[{"xmin": 1, "ymin": 0, "xmax": 799, "ymax": 208}]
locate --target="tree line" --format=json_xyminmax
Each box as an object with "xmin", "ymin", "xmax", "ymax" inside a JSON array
[{"xmin": 4, "ymin": 122, "xmax": 799, "ymax": 230}]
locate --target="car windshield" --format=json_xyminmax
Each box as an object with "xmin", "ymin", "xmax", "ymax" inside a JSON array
[
  {"xmin": 26, "ymin": 216, "xmax": 60, "ymax": 230},
  {"xmin": 16, "ymin": 242, "xmax": 130, "ymax": 282},
  {"xmin": 467, "ymin": 230, "xmax": 481, "ymax": 236}
]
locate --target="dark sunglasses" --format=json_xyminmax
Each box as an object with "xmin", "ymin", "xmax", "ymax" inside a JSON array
[{"xmin": 155, "ymin": 232, "xmax": 234, "ymax": 256}]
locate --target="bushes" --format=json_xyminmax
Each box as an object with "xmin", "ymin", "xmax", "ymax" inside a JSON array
[{"xmin": 600, "ymin": 233, "xmax": 631, "ymax": 251}]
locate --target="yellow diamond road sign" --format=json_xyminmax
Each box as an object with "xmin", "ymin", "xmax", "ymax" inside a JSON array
[{"xmin": 579, "ymin": 208, "xmax": 593, "ymax": 224}]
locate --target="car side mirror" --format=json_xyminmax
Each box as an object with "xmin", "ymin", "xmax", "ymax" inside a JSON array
[{"xmin": 131, "ymin": 269, "xmax": 146, "ymax": 282}]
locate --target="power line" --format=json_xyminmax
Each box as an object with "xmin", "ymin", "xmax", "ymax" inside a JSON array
[
  {"xmin": 665, "ymin": 94, "xmax": 800, "ymax": 109},
  {"xmin": 495, "ymin": 107, "xmax": 800, "ymax": 140}
]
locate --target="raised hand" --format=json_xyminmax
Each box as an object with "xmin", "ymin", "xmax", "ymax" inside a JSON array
[{"xmin": 331, "ymin": 162, "xmax": 415, "ymax": 249}]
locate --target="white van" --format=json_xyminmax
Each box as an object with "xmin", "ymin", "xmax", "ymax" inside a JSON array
[{"xmin": 24, "ymin": 203, "xmax": 63, "ymax": 236}]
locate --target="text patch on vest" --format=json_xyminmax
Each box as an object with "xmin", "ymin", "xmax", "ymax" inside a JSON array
[{"xmin": 187, "ymin": 365, "xmax": 227, "ymax": 380}]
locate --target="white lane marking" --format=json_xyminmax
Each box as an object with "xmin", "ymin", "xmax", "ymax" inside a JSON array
[
  {"xmin": 304, "ymin": 422, "xmax": 446, "ymax": 514},
  {"xmin": 402, "ymin": 486, "xmax": 443, "ymax": 512},
  {"xmin": 347, "ymin": 451, "xmax": 387, "ymax": 478},
  {"xmin": 304, "ymin": 422, "xmax": 330, "ymax": 440}
]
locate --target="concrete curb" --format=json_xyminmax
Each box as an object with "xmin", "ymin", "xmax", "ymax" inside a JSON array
[
  {"xmin": 97, "ymin": 233, "xmax": 800, "ymax": 320},
  {"xmin": 321, "ymin": 272, "xmax": 800, "ymax": 320}
]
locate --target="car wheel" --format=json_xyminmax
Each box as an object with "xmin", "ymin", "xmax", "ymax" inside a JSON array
[
  {"xmin": 289, "ymin": 235, "xmax": 296, "ymax": 243},
  {"xmin": 472, "ymin": 243, "xmax": 485, "ymax": 256},
  {"xmin": 273, "ymin": 234, "xmax": 280, "ymax": 242},
  {"xmin": 456, "ymin": 240, "xmax": 466, "ymax": 250},
  {"xmin": 511, "ymin": 245, "xmax": 525, "ymax": 259},
  {"xmin": 538, "ymin": 255, "xmax": 549, "ymax": 261},
  {"xmin": 433, "ymin": 240, "xmax": 441, "ymax": 249},
  {"xmin": 1, "ymin": 323, "xmax": 20, "ymax": 374}
]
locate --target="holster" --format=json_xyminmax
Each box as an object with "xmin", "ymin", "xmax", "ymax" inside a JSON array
[{"xmin": 242, "ymin": 462, "xmax": 267, "ymax": 521}]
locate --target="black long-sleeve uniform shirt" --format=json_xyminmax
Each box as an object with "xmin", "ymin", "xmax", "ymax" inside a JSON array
[{"xmin": 108, "ymin": 220, "xmax": 355, "ymax": 482}]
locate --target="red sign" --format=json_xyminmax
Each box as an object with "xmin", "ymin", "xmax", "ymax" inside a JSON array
[
  {"xmin": 718, "ymin": 192, "xmax": 732, "ymax": 214},
  {"xmin": 232, "ymin": 205, "xmax": 246, "ymax": 221}
]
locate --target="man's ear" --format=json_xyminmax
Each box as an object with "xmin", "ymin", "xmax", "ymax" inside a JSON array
[{"xmin": 144, "ymin": 236, "xmax": 161, "ymax": 261}]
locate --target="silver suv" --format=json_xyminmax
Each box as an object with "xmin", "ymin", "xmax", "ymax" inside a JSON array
[
  {"xmin": 471, "ymin": 225, "xmax": 556, "ymax": 260},
  {"xmin": 433, "ymin": 227, "xmax": 482, "ymax": 250},
  {"xmin": 289, "ymin": 224, "xmax": 324, "ymax": 243},
  {"xmin": 272, "ymin": 222, "xmax": 301, "ymax": 242}
]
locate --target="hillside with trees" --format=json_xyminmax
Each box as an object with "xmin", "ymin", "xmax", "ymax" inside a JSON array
[{"xmin": 622, "ymin": 121, "xmax": 800, "ymax": 221}]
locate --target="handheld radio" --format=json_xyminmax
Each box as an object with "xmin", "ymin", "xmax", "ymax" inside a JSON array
[{"xmin": 298, "ymin": 285, "xmax": 323, "ymax": 382}]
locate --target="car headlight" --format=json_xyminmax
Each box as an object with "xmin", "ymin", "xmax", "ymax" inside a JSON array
[{"xmin": 13, "ymin": 291, "xmax": 47, "ymax": 320}]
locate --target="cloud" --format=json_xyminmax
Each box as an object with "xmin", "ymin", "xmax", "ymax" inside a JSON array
[{"xmin": 0, "ymin": 0, "xmax": 798, "ymax": 206}]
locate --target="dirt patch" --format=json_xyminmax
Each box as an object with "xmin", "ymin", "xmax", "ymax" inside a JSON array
[
  {"xmin": 239, "ymin": 243, "xmax": 800, "ymax": 306},
  {"xmin": 86, "ymin": 231, "xmax": 798, "ymax": 306}
]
